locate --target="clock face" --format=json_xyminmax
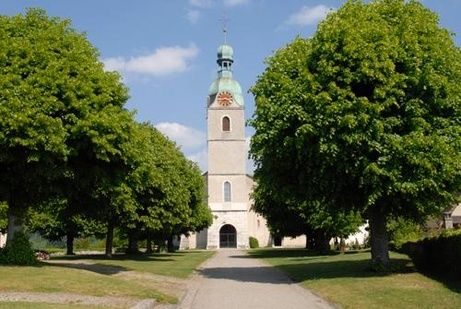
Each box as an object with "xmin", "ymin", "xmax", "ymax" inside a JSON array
[{"xmin": 217, "ymin": 91, "xmax": 233, "ymax": 107}]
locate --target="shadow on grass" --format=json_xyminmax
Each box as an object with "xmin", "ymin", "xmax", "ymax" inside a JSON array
[
  {"xmin": 276, "ymin": 259, "xmax": 414, "ymax": 282},
  {"xmin": 412, "ymin": 269, "xmax": 461, "ymax": 295},
  {"xmin": 45, "ymin": 261, "xmax": 128, "ymax": 275},
  {"xmin": 50, "ymin": 253, "xmax": 177, "ymax": 262},
  {"xmin": 246, "ymin": 248, "xmax": 366, "ymax": 259},
  {"xmin": 246, "ymin": 248, "xmax": 461, "ymax": 294}
]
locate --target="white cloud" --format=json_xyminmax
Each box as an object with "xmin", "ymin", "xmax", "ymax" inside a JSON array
[
  {"xmin": 103, "ymin": 44, "xmax": 199, "ymax": 76},
  {"xmin": 223, "ymin": 0, "xmax": 250, "ymax": 7},
  {"xmin": 189, "ymin": 0, "xmax": 213, "ymax": 8},
  {"xmin": 155, "ymin": 122, "xmax": 206, "ymax": 150},
  {"xmin": 187, "ymin": 9, "xmax": 201, "ymax": 24},
  {"xmin": 286, "ymin": 4, "xmax": 333, "ymax": 26},
  {"xmin": 188, "ymin": 149, "xmax": 208, "ymax": 172}
]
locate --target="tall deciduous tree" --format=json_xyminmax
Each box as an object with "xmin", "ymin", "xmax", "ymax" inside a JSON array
[
  {"xmin": 250, "ymin": 0, "xmax": 461, "ymax": 268},
  {"xmin": 116, "ymin": 123, "xmax": 211, "ymax": 254},
  {"xmin": 0, "ymin": 9, "xmax": 131, "ymax": 246}
]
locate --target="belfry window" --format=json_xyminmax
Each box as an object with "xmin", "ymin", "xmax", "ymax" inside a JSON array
[
  {"xmin": 224, "ymin": 181, "xmax": 231, "ymax": 202},
  {"xmin": 222, "ymin": 116, "xmax": 230, "ymax": 132}
]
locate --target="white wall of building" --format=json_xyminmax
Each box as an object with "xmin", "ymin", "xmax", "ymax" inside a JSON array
[{"xmin": 0, "ymin": 232, "xmax": 6, "ymax": 248}]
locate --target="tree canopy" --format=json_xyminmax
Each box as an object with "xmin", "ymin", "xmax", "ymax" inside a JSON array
[
  {"xmin": 0, "ymin": 8, "xmax": 131, "ymax": 244},
  {"xmin": 250, "ymin": 0, "xmax": 461, "ymax": 267},
  {"xmin": 0, "ymin": 9, "xmax": 211, "ymax": 261}
]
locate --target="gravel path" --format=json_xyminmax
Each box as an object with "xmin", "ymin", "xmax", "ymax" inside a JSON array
[
  {"xmin": 0, "ymin": 291, "xmax": 148, "ymax": 308},
  {"xmin": 179, "ymin": 249, "xmax": 335, "ymax": 309}
]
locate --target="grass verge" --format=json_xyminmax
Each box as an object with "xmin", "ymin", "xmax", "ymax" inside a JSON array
[
  {"xmin": 0, "ymin": 250, "xmax": 214, "ymax": 306},
  {"xmin": 249, "ymin": 249, "xmax": 461, "ymax": 309},
  {"xmin": 0, "ymin": 302, "xmax": 103, "ymax": 309}
]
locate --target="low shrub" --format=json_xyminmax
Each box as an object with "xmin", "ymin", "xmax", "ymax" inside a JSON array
[
  {"xmin": 249, "ymin": 236, "xmax": 259, "ymax": 249},
  {"xmin": 402, "ymin": 229, "xmax": 461, "ymax": 277},
  {"xmin": 0, "ymin": 231, "xmax": 37, "ymax": 265},
  {"xmin": 387, "ymin": 217, "xmax": 423, "ymax": 250}
]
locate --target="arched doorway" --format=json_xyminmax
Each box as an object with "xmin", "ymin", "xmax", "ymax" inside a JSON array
[{"xmin": 219, "ymin": 224, "xmax": 237, "ymax": 248}]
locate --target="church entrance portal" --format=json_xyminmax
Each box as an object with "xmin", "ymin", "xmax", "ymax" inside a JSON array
[{"xmin": 219, "ymin": 224, "xmax": 237, "ymax": 248}]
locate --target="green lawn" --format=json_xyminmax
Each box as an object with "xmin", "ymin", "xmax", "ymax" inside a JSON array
[
  {"xmin": 0, "ymin": 250, "xmax": 214, "ymax": 306},
  {"xmin": 0, "ymin": 302, "xmax": 103, "ymax": 309},
  {"xmin": 249, "ymin": 249, "xmax": 461, "ymax": 309},
  {"xmin": 51, "ymin": 250, "xmax": 215, "ymax": 278}
]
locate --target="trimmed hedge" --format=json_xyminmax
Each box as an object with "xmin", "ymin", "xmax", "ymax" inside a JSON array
[
  {"xmin": 401, "ymin": 229, "xmax": 461, "ymax": 277},
  {"xmin": 249, "ymin": 236, "xmax": 259, "ymax": 249}
]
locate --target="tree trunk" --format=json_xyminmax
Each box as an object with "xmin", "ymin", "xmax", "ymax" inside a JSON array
[
  {"xmin": 105, "ymin": 219, "xmax": 114, "ymax": 258},
  {"xmin": 307, "ymin": 229, "xmax": 331, "ymax": 254},
  {"xmin": 126, "ymin": 230, "xmax": 139, "ymax": 254},
  {"xmin": 305, "ymin": 233, "xmax": 309, "ymax": 249},
  {"xmin": 6, "ymin": 206, "xmax": 23, "ymax": 246},
  {"xmin": 167, "ymin": 235, "xmax": 175, "ymax": 253},
  {"xmin": 339, "ymin": 238, "xmax": 346, "ymax": 253},
  {"xmin": 146, "ymin": 233, "xmax": 153, "ymax": 254},
  {"xmin": 314, "ymin": 229, "xmax": 331, "ymax": 254},
  {"xmin": 66, "ymin": 232, "xmax": 75, "ymax": 255},
  {"xmin": 154, "ymin": 238, "xmax": 164, "ymax": 253},
  {"xmin": 369, "ymin": 206, "xmax": 390, "ymax": 270},
  {"xmin": 319, "ymin": 234, "xmax": 331, "ymax": 254}
]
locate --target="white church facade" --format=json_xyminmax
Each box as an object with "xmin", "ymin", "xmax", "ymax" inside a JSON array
[{"xmin": 180, "ymin": 42, "xmax": 305, "ymax": 249}]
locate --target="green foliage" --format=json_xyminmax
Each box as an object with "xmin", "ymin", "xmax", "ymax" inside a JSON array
[
  {"xmin": 120, "ymin": 123, "xmax": 211, "ymax": 242},
  {"xmin": 387, "ymin": 217, "xmax": 423, "ymax": 249},
  {"xmin": 0, "ymin": 202, "xmax": 6, "ymax": 233},
  {"xmin": 74, "ymin": 237, "xmax": 105, "ymax": 250},
  {"xmin": 249, "ymin": 0, "xmax": 461, "ymax": 264},
  {"xmin": 402, "ymin": 229, "xmax": 461, "ymax": 278},
  {"xmin": 27, "ymin": 200, "xmax": 106, "ymax": 242},
  {"xmin": 0, "ymin": 8, "xmax": 211, "ymax": 259},
  {"xmin": 0, "ymin": 8, "xmax": 132, "ymax": 249},
  {"xmin": 249, "ymin": 236, "xmax": 259, "ymax": 249},
  {"xmin": 0, "ymin": 232, "xmax": 37, "ymax": 265}
]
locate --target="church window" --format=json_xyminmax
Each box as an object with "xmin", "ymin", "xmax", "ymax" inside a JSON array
[
  {"xmin": 222, "ymin": 116, "xmax": 230, "ymax": 132},
  {"xmin": 224, "ymin": 181, "xmax": 231, "ymax": 202}
]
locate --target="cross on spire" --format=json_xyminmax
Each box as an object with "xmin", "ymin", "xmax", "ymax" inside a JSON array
[{"xmin": 220, "ymin": 15, "xmax": 229, "ymax": 44}]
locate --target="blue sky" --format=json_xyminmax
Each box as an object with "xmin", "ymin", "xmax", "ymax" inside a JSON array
[{"xmin": 1, "ymin": 0, "xmax": 461, "ymax": 172}]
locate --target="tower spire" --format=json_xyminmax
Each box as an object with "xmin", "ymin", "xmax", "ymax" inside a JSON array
[{"xmin": 220, "ymin": 15, "xmax": 229, "ymax": 44}]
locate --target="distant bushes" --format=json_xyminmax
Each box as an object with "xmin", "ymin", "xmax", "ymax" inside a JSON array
[
  {"xmin": 401, "ymin": 229, "xmax": 461, "ymax": 277},
  {"xmin": 249, "ymin": 236, "xmax": 259, "ymax": 249},
  {"xmin": 387, "ymin": 218, "xmax": 423, "ymax": 250}
]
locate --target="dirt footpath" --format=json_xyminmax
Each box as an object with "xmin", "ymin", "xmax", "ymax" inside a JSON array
[{"xmin": 179, "ymin": 249, "xmax": 335, "ymax": 309}]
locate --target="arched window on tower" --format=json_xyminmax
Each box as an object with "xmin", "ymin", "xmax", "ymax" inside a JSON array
[
  {"xmin": 222, "ymin": 116, "xmax": 230, "ymax": 132},
  {"xmin": 223, "ymin": 181, "xmax": 231, "ymax": 202}
]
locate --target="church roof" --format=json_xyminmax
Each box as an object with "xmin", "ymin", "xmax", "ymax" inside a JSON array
[{"xmin": 208, "ymin": 43, "xmax": 244, "ymax": 107}]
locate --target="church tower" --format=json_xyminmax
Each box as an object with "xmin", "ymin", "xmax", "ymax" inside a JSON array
[
  {"xmin": 179, "ymin": 40, "xmax": 303, "ymax": 250},
  {"xmin": 205, "ymin": 42, "xmax": 249, "ymax": 249}
]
